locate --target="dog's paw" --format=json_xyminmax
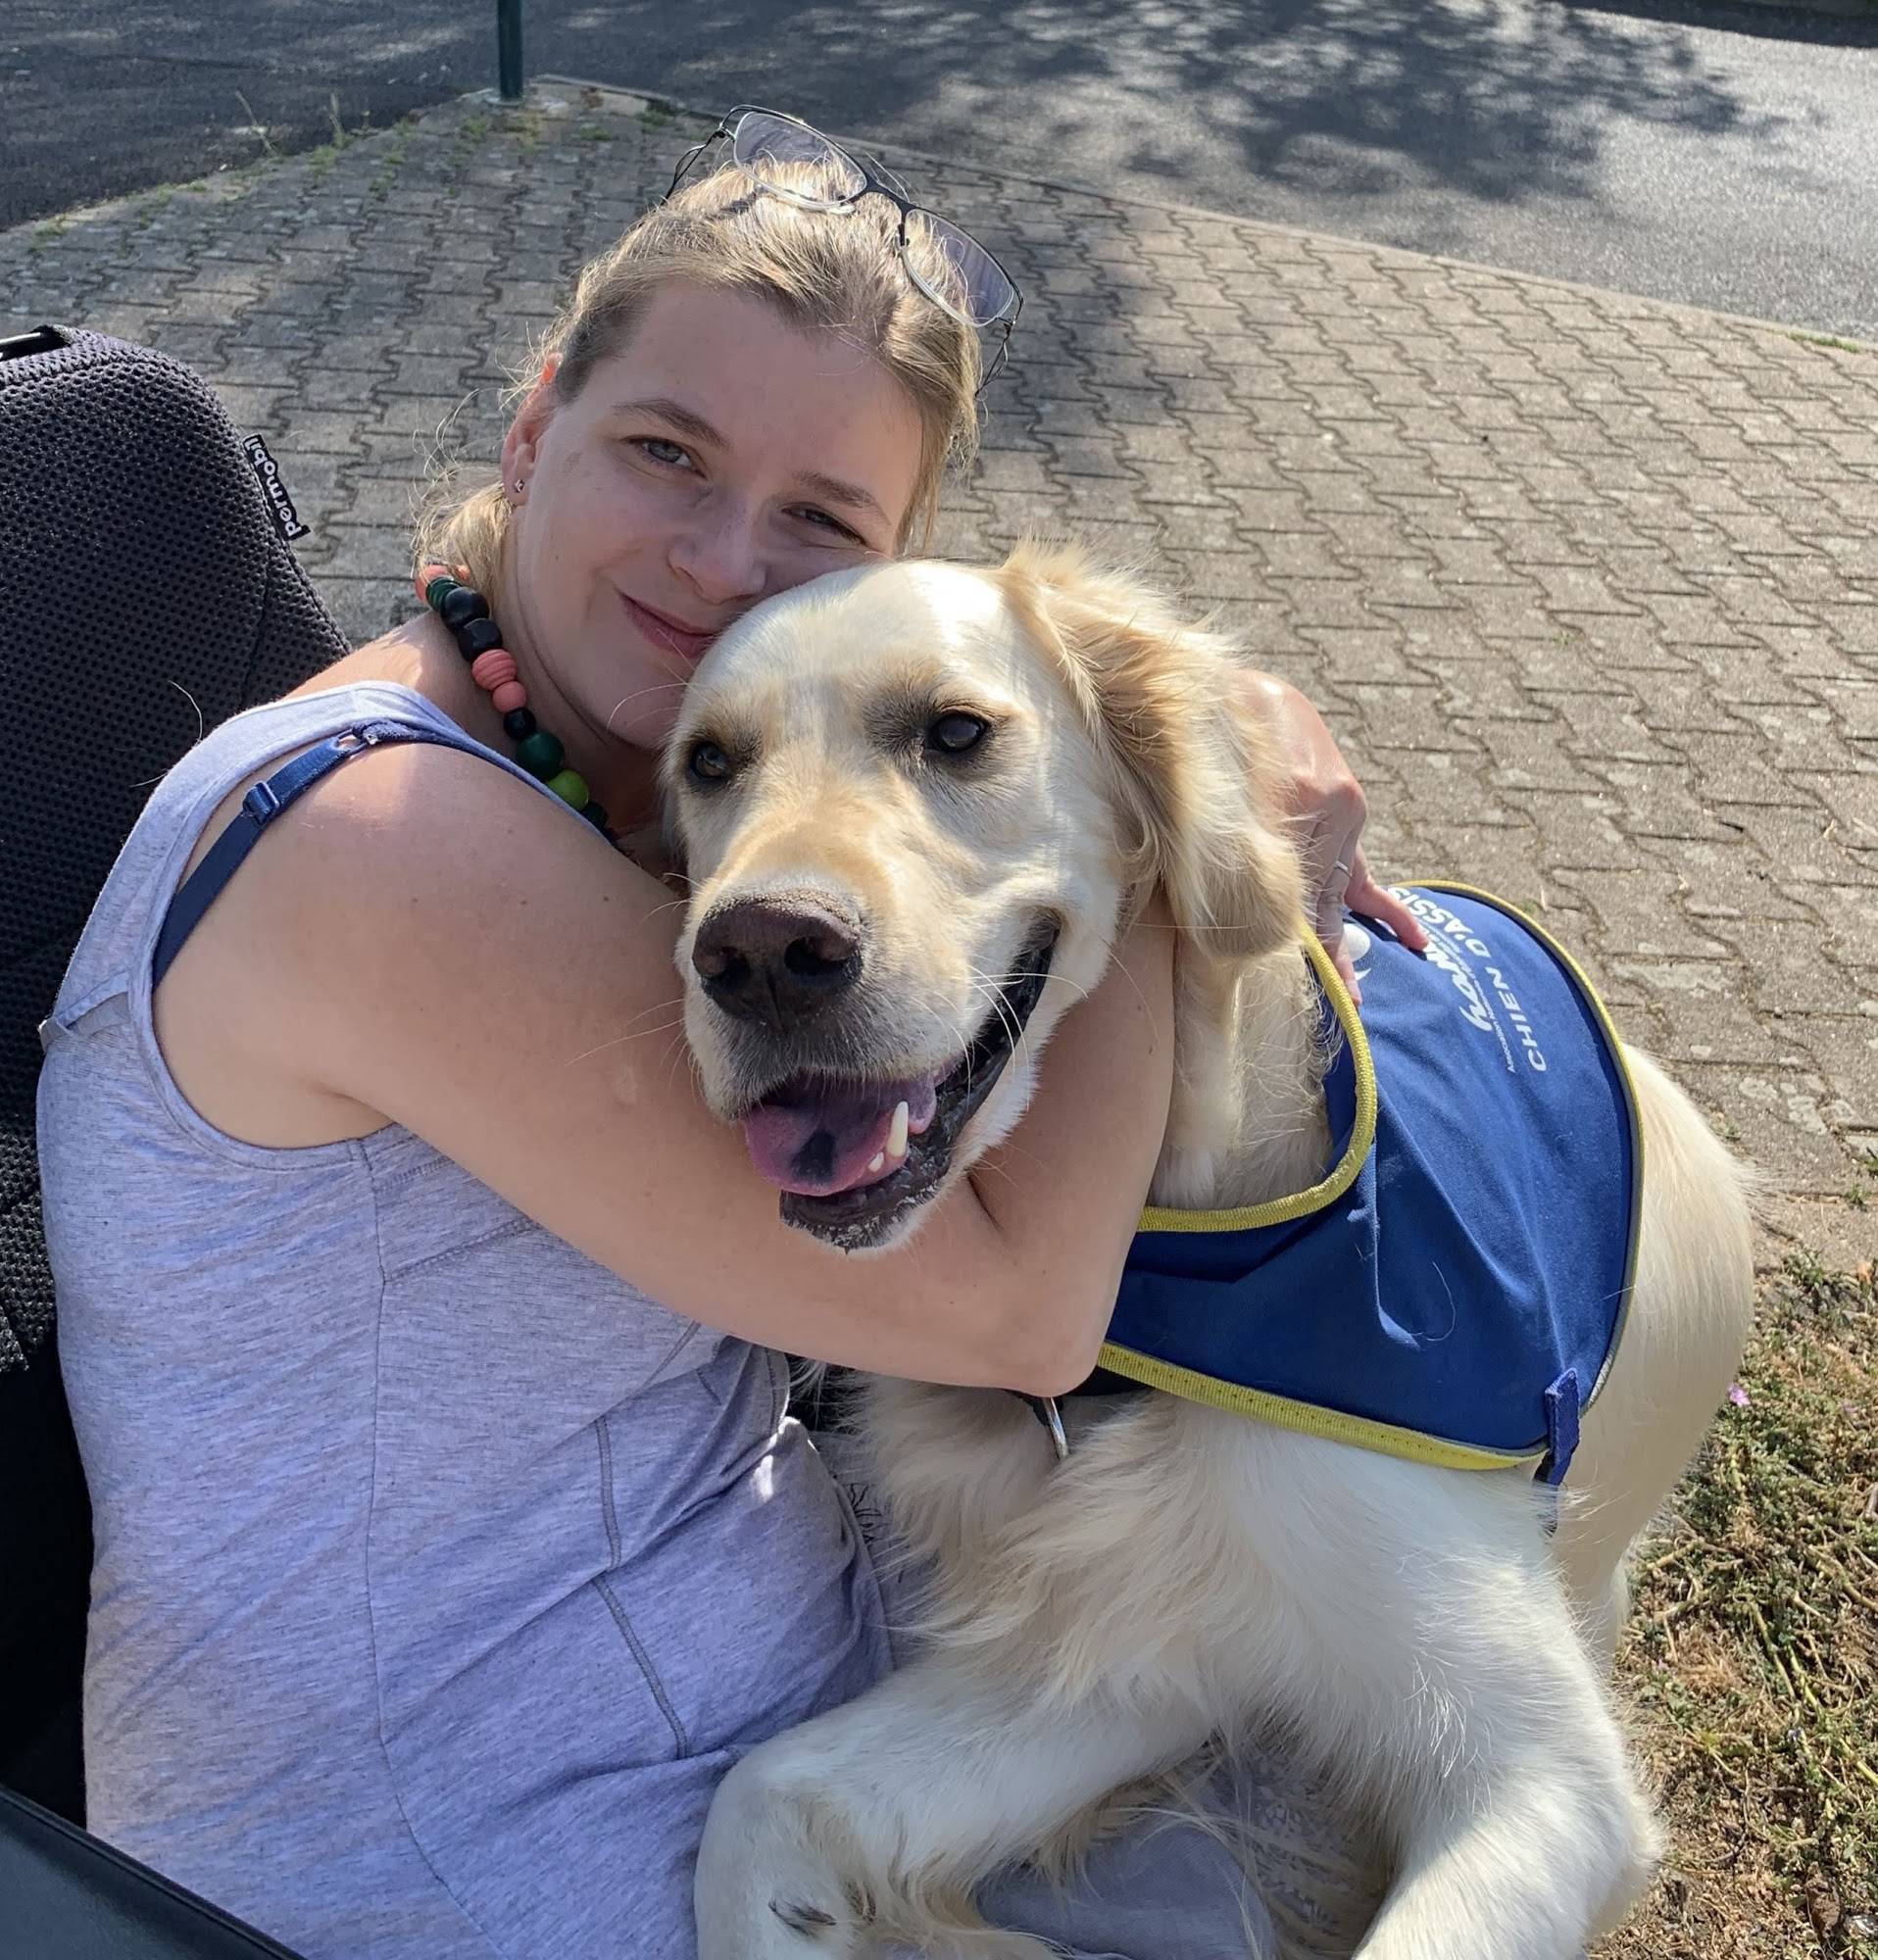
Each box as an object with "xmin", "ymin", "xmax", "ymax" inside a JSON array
[{"xmin": 696, "ymin": 1761, "xmax": 873, "ymax": 1960}]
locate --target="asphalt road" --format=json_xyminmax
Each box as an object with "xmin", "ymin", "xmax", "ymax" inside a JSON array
[{"xmin": 4, "ymin": 0, "xmax": 1876, "ymax": 339}]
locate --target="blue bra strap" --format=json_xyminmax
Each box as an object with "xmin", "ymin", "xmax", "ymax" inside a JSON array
[{"xmin": 151, "ymin": 719, "xmax": 477, "ymax": 990}]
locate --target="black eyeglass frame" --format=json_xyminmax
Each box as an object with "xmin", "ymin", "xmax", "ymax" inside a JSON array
[{"xmin": 664, "ymin": 105, "xmax": 1022, "ymax": 379}]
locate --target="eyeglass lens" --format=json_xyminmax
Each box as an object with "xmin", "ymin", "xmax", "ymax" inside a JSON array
[
  {"xmin": 730, "ymin": 111, "xmax": 865, "ymax": 207},
  {"xmin": 909, "ymin": 214, "xmax": 1017, "ymax": 328}
]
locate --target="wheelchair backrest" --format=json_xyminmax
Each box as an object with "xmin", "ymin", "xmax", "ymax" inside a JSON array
[{"xmin": 0, "ymin": 324, "xmax": 349, "ymax": 1815}]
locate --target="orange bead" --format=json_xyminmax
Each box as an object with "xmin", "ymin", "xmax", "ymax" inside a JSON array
[
  {"xmin": 470, "ymin": 649, "xmax": 518, "ymax": 693},
  {"xmin": 416, "ymin": 563, "xmax": 453, "ymax": 603},
  {"xmin": 491, "ymin": 681, "xmax": 528, "ymax": 715}
]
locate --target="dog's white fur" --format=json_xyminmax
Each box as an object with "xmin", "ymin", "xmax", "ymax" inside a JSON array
[{"xmin": 667, "ymin": 545, "xmax": 1756, "ymax": 1960}]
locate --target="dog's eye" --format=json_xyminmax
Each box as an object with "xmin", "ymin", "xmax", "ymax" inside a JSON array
[
  {"xmin": 926, "ymin": 711, "xmax": 990, "ymax": 758},
  {"xmin": 687, "ymin": 740, "xmax": 733, "ymax": 785}
]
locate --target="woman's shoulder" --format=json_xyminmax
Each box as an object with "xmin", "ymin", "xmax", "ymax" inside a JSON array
[{"xmin": 170, "ymin": 669, "xmax": 467, "ymax": 802}]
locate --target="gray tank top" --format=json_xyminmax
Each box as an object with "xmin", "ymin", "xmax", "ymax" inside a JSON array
[{"xmin": 35, "ymin": 682, "xmax": 891, "ymax": 1959}]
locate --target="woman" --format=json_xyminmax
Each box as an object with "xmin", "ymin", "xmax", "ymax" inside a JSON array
[{"xmin": 38, "ymin": 110, "xmax": 1417, "ymax": 1958}]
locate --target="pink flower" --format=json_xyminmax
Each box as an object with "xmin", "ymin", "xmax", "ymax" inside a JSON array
[{"xmin": 1727, "ymin": 1383, "xmax": 1751, "ymax": 1407}]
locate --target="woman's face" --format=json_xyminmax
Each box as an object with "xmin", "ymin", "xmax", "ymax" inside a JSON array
[{"xmin": 500, "ymin": 283, "xmax": 926, "ymax": 754}]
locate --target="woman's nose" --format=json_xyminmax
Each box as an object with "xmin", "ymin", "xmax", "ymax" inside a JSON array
[{"xmin": 668, "ymin": 503, "xmax": 769, "ymax": 608}]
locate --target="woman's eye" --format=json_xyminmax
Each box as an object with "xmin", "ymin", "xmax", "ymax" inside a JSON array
[
  {"xmin": 794, "ymin": 507, "xmax": 861, "ymax": 542},
  {"xmin": 926, "ymin": 711, "xmax": 990, "ymax": 757},
  {"xmin": 687, "ymin": 740, "xmax": 733, "ymax": 785},
  {"xmin": 637, "ymin": 437, "xmax": 695, "ymax": 469}
]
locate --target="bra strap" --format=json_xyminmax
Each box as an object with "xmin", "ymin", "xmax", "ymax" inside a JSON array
[{"xmin": 151, "ymin": 719, "xmax": 471, "ymax": 989}]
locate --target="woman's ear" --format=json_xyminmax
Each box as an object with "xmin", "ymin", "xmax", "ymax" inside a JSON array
[
  {"xmin": 999, "ymin": 541, "xmax": 1303, "ymax": 965},
  {"xmin": 499, "ymin": 368, "xmax": 559, "ymax": 500}
]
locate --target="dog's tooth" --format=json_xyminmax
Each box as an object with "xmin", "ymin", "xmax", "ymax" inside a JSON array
[
  {"xmin": 867, "ymin": 1152, "xmax": 886, "ymax": 1174},
  {"xmin": 887, "ymin": 1101, "xmax": 910, "ymax": 1159}
]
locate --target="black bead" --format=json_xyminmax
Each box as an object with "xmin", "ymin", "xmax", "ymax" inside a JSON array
[
  {"xmin": 503, "ymin": 707, "xmax": 537, "ymax": 741},
  {"xmin": 457, "ymin": 616, "xmax": 504, "ymax": 659},
  {"xmin": 583, "ymin": 801, "xmax": 610, "ymax": 832},
  {"xmin": 438, "ymin": 585, "xmax": 489, "ymax": 630}
]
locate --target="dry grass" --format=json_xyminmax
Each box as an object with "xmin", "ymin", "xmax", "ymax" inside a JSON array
[{"xmin": 1600, "ymin": 1250, "xmax": 1878, "ymax": 1960}]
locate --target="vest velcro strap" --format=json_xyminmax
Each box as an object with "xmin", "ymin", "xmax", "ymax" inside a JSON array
[{"xmin": 1540, "ymin": 1369, "xmax": 1581, "ymax": 1488}]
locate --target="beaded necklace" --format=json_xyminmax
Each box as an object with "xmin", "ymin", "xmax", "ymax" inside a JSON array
[{"xmin": 417, "ymin": 563, "xmax": 617, "ymax": 844}]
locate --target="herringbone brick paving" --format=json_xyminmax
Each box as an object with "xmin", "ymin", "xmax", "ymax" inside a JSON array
[{"xmin": 5, "ymin": 84, "xmax": 1874, "ymax": 1226}]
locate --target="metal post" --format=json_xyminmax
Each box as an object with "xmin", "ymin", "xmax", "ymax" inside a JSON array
[{"xmin": 497, "ymin": 0, "xmax": 524, "ymax": 102}]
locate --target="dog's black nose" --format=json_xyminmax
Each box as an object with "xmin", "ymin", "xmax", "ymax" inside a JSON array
[{"xmin": 692, "ymin": 896, "xmax": 864, "ymax": 1027}]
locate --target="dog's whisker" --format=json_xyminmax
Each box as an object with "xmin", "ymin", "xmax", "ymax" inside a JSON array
[
  {"xmin": 564, "ymin": 1017, "xmax": 688, "ymax": 1065},
  {"xmin": 602, "ymin": 682, "xmax": 690, "ymax": 736},
  {"xmin": 659, "ymin": 1031, "xmax": 702, "ymax": 1095},
  {"xmin": 568, "ymin": 993, "xmax": 687, "ymax": 1041},
  {"xmin": 621, "ymin": 994, "xmax": 689, "ymax": 1027}
]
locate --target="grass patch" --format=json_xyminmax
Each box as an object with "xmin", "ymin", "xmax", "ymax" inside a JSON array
[
  {"xmin": 1788, "ymin": 331, "xmax": 1868, "ymax": 358},
  {"xmin": 326, "ymin": 93, "xmax": 371, "ymax": 148},
  {"xmin": 131, "ymin": 186, "xmax": 173, "ymax": 232},
  {"xmin": 306, "ymin": 92, "xmax": 377, "ymax": 189},
  {"xmin": 1600, "ymin": 1250, "xmax": 1878, "ymax": 1958},
  {"xmin": 500, "ymin": 107, "xmax": 543, "ymax": 156},
  {"xmin": 367, "ymin": 128, "xmax": 410, "ymax": 204},
  {"xmin": 446, "ymin": 109, "xmax": 491, "ymax": 179}
]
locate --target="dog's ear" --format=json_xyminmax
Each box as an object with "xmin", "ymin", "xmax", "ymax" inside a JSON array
[{"xmin": 998, "ymin": 541, "xmax": 1302, "ymax": 964}]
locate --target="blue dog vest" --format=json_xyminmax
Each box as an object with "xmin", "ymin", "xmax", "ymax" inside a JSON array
[{"xmin": 1101, "ymin": 886, "xmax": 1644, "ymax": 1485}]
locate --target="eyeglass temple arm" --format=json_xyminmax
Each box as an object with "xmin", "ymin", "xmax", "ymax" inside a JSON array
[{"xmin": 664, "ymin": 125, "xmax": 732, "ymax": 201}]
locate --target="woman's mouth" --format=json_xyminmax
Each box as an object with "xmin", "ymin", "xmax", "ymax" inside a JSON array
[{"xmin": 624, "ymin": 593, "xmax": 717, "ymax": 662}]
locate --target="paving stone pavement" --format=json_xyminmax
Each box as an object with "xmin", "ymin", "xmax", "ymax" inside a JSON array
[{"xmin": 4, "ymin": 83, "xmax": 1875, "ymax": 1240}]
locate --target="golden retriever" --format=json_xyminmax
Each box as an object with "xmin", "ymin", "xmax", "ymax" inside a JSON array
[{"xmin": 667, "ymin": 544, "xmax": 1755, "ymax": 1960}]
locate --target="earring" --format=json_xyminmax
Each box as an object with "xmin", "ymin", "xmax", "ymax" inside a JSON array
[{"xmin": 513, "ymin": 476, "xmax": 526, "ymax": 495}]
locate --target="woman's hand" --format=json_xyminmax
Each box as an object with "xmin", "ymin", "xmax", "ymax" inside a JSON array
[{"xmin": 1241, "ymin": 671, "xmax": 1427, "ymax": 1004}]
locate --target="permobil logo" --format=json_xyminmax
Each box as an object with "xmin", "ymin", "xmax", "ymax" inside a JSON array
[{"xmin": 243, "ymin": 434, "xmax": 311, "ymax": 543}]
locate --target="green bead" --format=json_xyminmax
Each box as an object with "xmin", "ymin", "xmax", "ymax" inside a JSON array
[
  {"xmin": 546, "ymin": 768, "xmax": 590, "ymax": 811},
  {"xmin": 423, "ymin": 574, "xmax": 458, "ymax": 612},
  {"xmin": 516, "ymin": 730, "xmax": 565, "ymax": 779}
]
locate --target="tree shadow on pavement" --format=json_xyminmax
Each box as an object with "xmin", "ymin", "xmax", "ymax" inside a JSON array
[
  {"xmin": 575, "ymin": 0, "xmax": 1794, "ymax": 212},
  {"xmin": 5, "ymin": 0, "xmax": 1808, "ymax": 232}
]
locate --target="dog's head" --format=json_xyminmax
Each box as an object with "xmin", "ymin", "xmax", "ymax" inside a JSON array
[{"xmin": 666, "ymin": 542, "xmax": 1303, "ymax": 1251}]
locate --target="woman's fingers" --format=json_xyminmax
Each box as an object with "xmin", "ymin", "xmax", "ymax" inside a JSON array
[
  {"xmin": 1313, "ymin": 846, "xmax": 1438, "ymax": 1007},
  {"xmin": 1236, "ymin": 669, "xmax": 1429, "ymax": 1003},
  {"xmin": 1310, "ymin": 828, "xmax": 1365, "ymax": 1004},
  {"xmin": 1343, "ymin": 848, "xmax": 1428, "ymax": 951}
]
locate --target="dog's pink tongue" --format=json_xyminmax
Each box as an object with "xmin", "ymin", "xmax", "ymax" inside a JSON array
[{"xmin": 743, "ymin": 1076, "xmax": 940, "ymax": 1197}]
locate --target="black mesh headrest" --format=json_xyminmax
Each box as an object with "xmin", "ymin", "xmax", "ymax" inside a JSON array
[{"xmin": 0, "ymin": 326, "xmax": 349, "ymax": 1370}]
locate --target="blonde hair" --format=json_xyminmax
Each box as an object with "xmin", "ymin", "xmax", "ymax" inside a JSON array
[{"xmin": 416, "ymin": 158, "xmax": 985, "ymax": 602}]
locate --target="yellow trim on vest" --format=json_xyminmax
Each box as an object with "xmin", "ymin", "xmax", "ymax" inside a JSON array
[
  {"xmin": 1095, "ymin": 1341, "xmax": 1541, "ymax": 1472},
  {"xmin": 1136, "ymin": 931, "xmax": 1374, "ymax": 1236}
]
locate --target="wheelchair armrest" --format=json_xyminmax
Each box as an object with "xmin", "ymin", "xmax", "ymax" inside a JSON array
[{"xmin": 0, "ymin": 1786, "xmax": 308, "ymax": 1959}]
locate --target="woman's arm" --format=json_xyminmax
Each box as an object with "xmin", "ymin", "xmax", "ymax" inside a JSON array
[
  {"xmin": 156, "ymin": 743, "xmax": 1173, "ymax": 1396},
  {"xmin": 1242, "ymin": 670, "xmax": 1427, "ymax": 1002}
]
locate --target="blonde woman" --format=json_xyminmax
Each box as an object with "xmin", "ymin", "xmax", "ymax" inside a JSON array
[{"xmin": 39, "ymin": 110, "xmax": 1418, "ymax": 1959}]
